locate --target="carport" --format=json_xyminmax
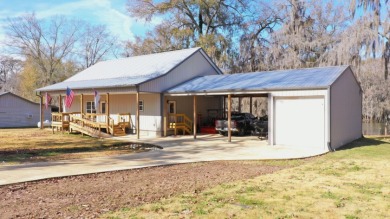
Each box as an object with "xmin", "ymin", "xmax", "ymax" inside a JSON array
[{"xmin": 165, "ymin": 65, "xmax": 362, "ymax": 151}]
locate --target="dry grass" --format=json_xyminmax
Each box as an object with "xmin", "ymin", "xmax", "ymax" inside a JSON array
[
  {"xmin": 0, "ymin": 128, "xmax": 146, "ymax": 164},
  {"xmin": 104, "ymin": 137, "xmax": 390, "ymax": 218}
]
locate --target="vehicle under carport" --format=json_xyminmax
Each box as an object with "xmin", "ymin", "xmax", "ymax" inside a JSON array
[{"xmin": 165, "ymin": 65, "xmax": 362, "ymax": 152}]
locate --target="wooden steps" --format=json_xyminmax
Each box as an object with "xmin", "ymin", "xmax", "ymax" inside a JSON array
[
  {"xmin": 169, "ymin": 123, "xmax": 192, "ymax": 135},
  {"xmin": 168, "ymin": 114, "xmax": 193, "ymax": 136},
  {"xmin": 113, "ymin": 124, "xmax": 126, "ymax": 136}
]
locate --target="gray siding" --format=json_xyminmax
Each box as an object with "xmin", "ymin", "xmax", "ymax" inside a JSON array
[
  {"xmin": 140, "ymin": 51, "xmax": 220, "ymax": 92},
  {"xmin": 0, "ymin": 93, "xmax": 51, "ymax": 128},
  {"xmin": 330, "ymin": 68, "xmax": 362, "ymax": 149}
]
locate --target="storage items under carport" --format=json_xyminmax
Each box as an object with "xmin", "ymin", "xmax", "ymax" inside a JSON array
[{"xmin": 198, "ymin": 109, "xmax": 222, "ymax": 134}]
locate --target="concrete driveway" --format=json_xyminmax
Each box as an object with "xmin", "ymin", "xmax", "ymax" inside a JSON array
[{"xmin": 0, "ymin": 134, "xmax": 328, "ymax": 185}]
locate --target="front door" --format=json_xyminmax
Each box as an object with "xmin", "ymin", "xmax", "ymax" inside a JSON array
[
  {"xmin": 168, "ymin": 101, "xmax": 176, "ymax": 114},
  {"xmin": 100, "ymin": 101, "xmax": 106, "ymax": 114},
  {"xmin": 96, "ymin": 101, "xmax": 106, "ymax": 123},
  {"xmin": 168, "ymin": 101, "xmax": 176, "ymax": 123}
]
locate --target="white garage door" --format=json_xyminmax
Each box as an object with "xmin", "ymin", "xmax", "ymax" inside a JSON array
[{"xmin": 274, "ymin": 97, "xmax": 325, "ymax": 149}]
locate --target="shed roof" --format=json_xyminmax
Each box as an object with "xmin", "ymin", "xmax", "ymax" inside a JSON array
[
  {"xmin": 37, "ymin": 47, "xmax": 218, "ymax": 92},
  {"xmin": 166, "ymin": 65, "xmax": 350, "ymax": 94},
  {"xmin": 0, "ymin": 92, "xmax": 40, "ymax": 105}
]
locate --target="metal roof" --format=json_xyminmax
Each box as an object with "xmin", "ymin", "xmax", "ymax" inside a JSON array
[
  {"xmin": 0, "ymin": 92, "xmax": 40, "ymax": 105},
  {"xmin": 36, "ymin": 76, "xmax": 156, "ymax": 91},
  {"xmin": 166, "ymin": 65, "xmax": 350, "ymax": 94},
  {"xmin": 37, "ymin": 47, "xmax": 203, "ymax": 92}
]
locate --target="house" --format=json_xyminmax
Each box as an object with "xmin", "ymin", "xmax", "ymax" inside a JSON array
[
  {"xmin": 37, "ymin": 47, "xmax": 223, "ymax": 138},
  {"xmin": 37, "ymin": 47, "xmax": 362, "ymax": 151},
  {"xmin": 0, "ymin": 92, "xmax": 51, "ymax": 128}
]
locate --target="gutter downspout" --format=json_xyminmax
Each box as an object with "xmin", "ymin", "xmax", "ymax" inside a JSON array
[
  {"xmin": 327, "ymin": 86, "xmax": 335, "ymax": 152},
  {"xmin": 36, "ymin": 91, "xmax": 44, "ymax": 129}
]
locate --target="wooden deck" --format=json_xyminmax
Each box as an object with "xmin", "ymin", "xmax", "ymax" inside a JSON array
[{"xmin": 51, "ymin": 112, "xmax": 132, "ymax": 138}]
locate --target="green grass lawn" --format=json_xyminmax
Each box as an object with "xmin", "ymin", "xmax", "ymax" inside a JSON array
[{"xmin": 104, "ymin": 137, "xmax": 390, "ymax": 218}]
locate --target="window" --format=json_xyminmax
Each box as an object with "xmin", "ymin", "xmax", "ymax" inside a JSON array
[
  {"xmin": 86, "ymin": 101, "xmax": 96, "ymax": 113},
  {"xmin": 138, "ymin": 100, "xmax": 144, "ymax": 111}
]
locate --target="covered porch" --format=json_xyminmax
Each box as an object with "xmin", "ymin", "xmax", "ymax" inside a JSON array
[
  {"xmin": 162, "ymin": 93, "xmax": 269, "ymax": 143},
  {"xmin": 40, "ymin": 90, "xmax": 150, "ymax": 138}
]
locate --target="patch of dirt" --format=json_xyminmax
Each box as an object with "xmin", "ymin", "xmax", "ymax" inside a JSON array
[{"xmin": 0, "ymin": 161, "xmax": 285, "ymax": 218}]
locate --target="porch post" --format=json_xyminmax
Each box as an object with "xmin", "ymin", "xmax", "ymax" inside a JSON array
[
  {"xmin": 250, "ymin": 97, "xmax": 253, "ymax": 115},
  {"xmin": 193, "ymin": 95, "xmax": 197, "ymax": 139},
  {"xmin": 106, "ymin": 93, "xmax": 110, "ymax": 134},
  {"xmin": 238, "ymin": 97, "xmax": 241, "ymax": 113},
  {"xmin": 223, "ymin": 96, "xmax": 226, "ymax": 118},
  {"xmin": 136, "ymin": 92, "xmax": 140, "ymax": 139},
  {"xmin": 228, "ymin": 94, "xmax": 232, "ymax": 142},
  {"xmin": 80, "ymin": 94, "xmax": 84, "ymax": 116},
  {"xmin": 59, "ymin": 95, "xmax": 62, "ymax": 113},
  {"xmin": 164, "ymin": 96, "xmax": 168, "ymax": 137},
  {"xmin": 40, "ymin": 95, "xmax": 44, "ymax": 129}
]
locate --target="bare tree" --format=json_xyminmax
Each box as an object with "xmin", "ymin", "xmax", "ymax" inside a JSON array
[
  {"xmin": 4, "ymin": 13, "xmax": 79, "ymax": 86},
  {"xmin": 126, "ymin": 0, "xmax": 250, "ymax": 70},
  {"xmin": 355, "ymin": 59, "xmax": 390, "ymax": 122},
  {"xmin": 0, "ymin": 56, "xmax": 22, "ymax": 92},
  {"xmin": 267, "ymin": 0, "xmax": 349, "ymax": 69},
  {"xmin": 349, "ymin": 0, "xmax": 389, "ymax": 79},
  {"xmin": 237, "ymin": 1, "xmax": 281, "ymax": 72},
  {"xmin": 77, "ymin": 23, "xmax": 118, "ymax": 68}
]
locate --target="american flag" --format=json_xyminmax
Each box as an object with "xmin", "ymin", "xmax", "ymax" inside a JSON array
[
  {"xmin": 45, "ymin": 92, "xmax": 52, "ymax": 109},
  {"xmin": 65, "ymin": 87, "xmax": 75, "ymax": 108}
]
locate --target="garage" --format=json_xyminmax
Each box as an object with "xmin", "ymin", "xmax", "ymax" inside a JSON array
[
  {"xmin": 166, "ymin": 65, "xmax": 362, "ymax": 151},
  {"xmin": 274, "ymin": 97, "xmax": 325, "ymax": 149}
]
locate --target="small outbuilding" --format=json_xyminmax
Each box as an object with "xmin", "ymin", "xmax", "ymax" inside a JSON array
[{"xmin": 0, "ymin": 92, "xmax": 52, "ymax": 128}]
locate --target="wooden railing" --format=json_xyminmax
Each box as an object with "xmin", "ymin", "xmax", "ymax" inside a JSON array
[
  {"xmin": 117, "ymin": 113, "xmax": 132, "ymax": 126},
  {"xmin": 52, "ymin": 112, "xmax": 70, "ymax": 123},
  {"xmin": 168, "ymin": 113, "xmax": 193, "ymax": 135},
  {"xmin": 51, "ymin": 112, "xmax": 132, "ymax": 137},
  {"xmin": 108, "ymin": 117, "xmax": 115, "ymax": 135},
  {"xmin": 51, "ymin": 112, "xmax": 79, "ymax": 133},
  {"xmin": 52, "ymin": 112, "xmax": 80, "ymax": 122},
  {"xmin": 68, "ymin": 114, "xmax": 108, "ymax": 138},
  {"xmin": 84, "ymin": 113, "xmax": 107, "ymax": 123},
  {"xmin": 69, "ymin": 114, "xmax": 101, "ymax": 129}
]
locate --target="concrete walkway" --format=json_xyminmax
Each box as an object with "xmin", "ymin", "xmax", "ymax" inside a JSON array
[{"xmin": 0, "ymin": 135, "xmax": 328, "ymax": 185}]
